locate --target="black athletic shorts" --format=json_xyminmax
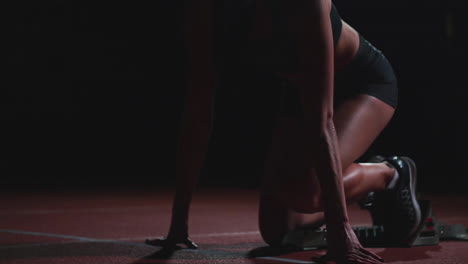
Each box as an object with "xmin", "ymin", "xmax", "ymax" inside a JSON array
[
  {"xmin": 279, "ymin": 34, "xmax": 399, "ymax": 116},
  {"xmin": 334, "ymin": 34, "xmax": 398, "ymax": 108}
]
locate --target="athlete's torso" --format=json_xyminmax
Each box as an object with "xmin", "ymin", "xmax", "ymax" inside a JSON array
[
  {"xmin": 216, "ymin": 0, "xmax": 359, "ymax": 71},
  {"xmin": 329, "ymin": 1, "xmax": 360, "ymax": 71}
]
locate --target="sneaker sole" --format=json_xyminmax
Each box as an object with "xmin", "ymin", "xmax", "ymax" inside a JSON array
[{"xmin": 400, "ymin": 156, "xmax": 422, "ymax": 244}]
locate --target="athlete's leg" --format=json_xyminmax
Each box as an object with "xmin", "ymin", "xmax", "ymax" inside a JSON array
[{"xmin": 259, "ymin": 94, "xmax": 396, "ymax": 246}]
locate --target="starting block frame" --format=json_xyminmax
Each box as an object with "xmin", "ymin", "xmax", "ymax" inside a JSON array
[{"xmin": 282, "ymin": 200, "xmax": 467, "ymax": 250}]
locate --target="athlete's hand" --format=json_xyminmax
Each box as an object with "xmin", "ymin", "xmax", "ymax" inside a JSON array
[
  {"xmin": 145, "ymin": 225, "xmax": 198, "ymax": 250},
  {"xmin": 314, "ymin": 225, "xmax": 384, "ymax": 264},
  {"xmin": 145, "ymin": 236, "xmax": 198, "ymax": 250},
  {"xmin": 314, "ymin": 247, "xmax": 384, "ymax": 264}
]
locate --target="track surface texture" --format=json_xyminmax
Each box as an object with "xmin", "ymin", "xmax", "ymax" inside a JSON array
[{"xmin": 1, "ymin": 188, "xmax": 467, "ymax": 264}]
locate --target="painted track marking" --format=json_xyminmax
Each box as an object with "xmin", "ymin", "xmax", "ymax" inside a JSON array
[
  {"xmin": 112, "ymin": 231, "xmax": 260, "ymax": 241},
  {"xmin": 0, "ymin": 229, "xmax": 316, "ymax": 264},
  {"xmin": 0, "ymin": 229, "xmax": 259, "ymax": 248},
  {"xmin": 0, "ymin": 229, "xmax": 154, "ymax": 248},
  {"xmin": 0, "ymin": 206, "xmax": 159, "ymax": 215},
  {"xmin": 257, "ymin": 257, "xmax": 316, "ymax": 264}
]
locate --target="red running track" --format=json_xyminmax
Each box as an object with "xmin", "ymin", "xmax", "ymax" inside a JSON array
[{"xmin": 0, "ymin": 188, "xmax": 467, "ymax": 264}]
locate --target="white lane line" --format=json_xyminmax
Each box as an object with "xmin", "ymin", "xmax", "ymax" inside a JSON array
[
  {"xmin": 0, "ymin": 207, "xmax": 159, "ymax": 215},
  {"xmin": 102, "ymin": 231, "xmax": 261, "ymax": 241},
  {"xmin": 0, "ymin": 229, "xmax": 260, "ymax": 248},
  {"xmin": 256, "ymin": 257, "xmax": 316, "ymax": 264},
  {"xmin": 0, "ymin": 229, "xmax": 154, "ymax": 249},
  {"xmin": 193, "ymin": 231, "xmax": 260, "ymax": 238},
  {"xmin": 0, "ymin": 241, "xmax": 77, "ymax": 249},
  {"xmin": 0, "ymin": 229, "xmax": 317, "ymax": 264}
]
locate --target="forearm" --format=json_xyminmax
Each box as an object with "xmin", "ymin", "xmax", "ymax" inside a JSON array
[
  {"xmin": 314, "ymin": 119, "xmax": 349, "ymax": 228},
  {"xmin": 172, "ymin": 121, "xmax": 212, "ymax": 220},
  {"xmin": 170, "ymin": 0, "xmax": 216, "ymax": 230},
  {"xmin": 268, "ymin": 0, "xmax": 349, "ymax": 227},
  {"xmin": 171, "ymin": 93, "xmax": 214, "ymax": 227}
]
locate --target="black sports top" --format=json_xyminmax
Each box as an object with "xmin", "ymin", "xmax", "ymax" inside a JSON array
[{"xmin": 330, "ymin": 4, "xmax": 343, "ymax": 46}]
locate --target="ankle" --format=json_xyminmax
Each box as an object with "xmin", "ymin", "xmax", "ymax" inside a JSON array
[{"xmin": 385, "ymin": 164, "xmax": 399, "ymax": 189}]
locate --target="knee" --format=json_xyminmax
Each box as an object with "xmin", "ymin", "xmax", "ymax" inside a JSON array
[
  {"xmin": 259, "ymin": 225, "xmax": 285, "ymax": 247},
  {"xmin": 258, "ymin": 194, "xmax": 289, "ymax": 247}
]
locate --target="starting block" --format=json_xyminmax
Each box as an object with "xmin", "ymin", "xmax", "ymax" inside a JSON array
[{"xmin": 282, "ymin": 200, "xmax": 468, "ymax": 250}]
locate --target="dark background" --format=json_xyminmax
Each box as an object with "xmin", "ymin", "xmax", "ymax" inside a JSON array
[{"xmin": 3, "ymin": 1, "xmax": 468, "ymax": 193}]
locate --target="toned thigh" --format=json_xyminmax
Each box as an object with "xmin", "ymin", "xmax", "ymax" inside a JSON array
[{"xmin": 334, "ymin": 94, "xmax": 395, "ymax": 168}]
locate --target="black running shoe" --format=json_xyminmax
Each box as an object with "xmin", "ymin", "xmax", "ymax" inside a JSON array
[
  {"xmin": 365, "ymin": 156, "xmax": 422, "ymax": 245},
  {"xmin": 366, "ymin": 155, "xmax": 387, "ymax": 164}
]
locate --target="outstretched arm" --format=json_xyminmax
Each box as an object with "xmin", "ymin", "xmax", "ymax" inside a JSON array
[
  {"xmin": 149, "ymin": 0, "xmax": 216, "ymax": 249},
  {"xmin": 268, "ymin": 0, "xmax": 383, "ymax": 263}
]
